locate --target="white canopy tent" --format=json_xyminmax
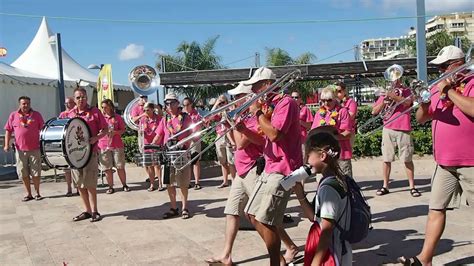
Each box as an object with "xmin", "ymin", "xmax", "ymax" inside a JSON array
[{"xmin": 0, "ymin": 17, "xmax": 132, "ymax": 134}]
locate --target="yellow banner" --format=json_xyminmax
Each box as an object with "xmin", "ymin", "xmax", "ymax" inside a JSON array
[{"xmin": 97, "ymin": 64, "xmax": 114, "ymax": 110}]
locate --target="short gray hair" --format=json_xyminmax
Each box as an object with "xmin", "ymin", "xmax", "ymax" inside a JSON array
[{"xmin": 320, "ymin": 87, "xmax": 336, "ymax": 100}]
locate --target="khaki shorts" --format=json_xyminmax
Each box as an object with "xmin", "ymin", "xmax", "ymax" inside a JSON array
[
  {"xmin": 168, "ymin": 165, "xmax": 191, "ymax": 188},
  {"xmin": 224, "ymin": 166, "xmax": 259, "ymax": 216},
  {"xmin": 71, "ymin": 152, "xmax": 99, "ymax": 189},
  {"xmin": 16, "ymin": 149, "xmax": 42, "ymax": 178},
  {"xmin": 429, "ymin": 166, "xmax": 473, "ymax": 210},
  {"xmin": 99, "ymin": 148, "xmax": 126, "ymax": 170},
  {"xmin": 216, "ymin": 137, "xmax": 234, "ymax": 165},
  {"xmin": 338, "ymin": 159, "xmax": 353, "ymax": 178},
  {"xmin": 244, "ymin": 172, "xmax": 291, "ymax": 226},
  {"xmin": 382, "ymin": 128, "xmax": 414, "ymax": 162}
]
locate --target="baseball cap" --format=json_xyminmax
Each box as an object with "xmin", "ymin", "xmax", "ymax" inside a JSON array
[
  {"xmin": 429, "ymin": 45, "xmax": 465, "ymax": 65},
  {"xmin": 228, "ymin": 82, "xmax": 252, "ymax": 95},
  {"xmin": 243, "ymin": 67, "xmax": 276, "ymax": 86},
  {"xmin": 164, "ymin": 92, "xmax": 178, "ymax": 102}
]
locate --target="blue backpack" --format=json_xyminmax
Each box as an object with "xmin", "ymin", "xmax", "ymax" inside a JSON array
[{"xmin": 319, "ymin": 176, "xmax": 372, "ymax": 244}]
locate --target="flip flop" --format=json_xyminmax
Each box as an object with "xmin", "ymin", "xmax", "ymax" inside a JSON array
[
  {"xmin": 22, "ymin": 195, "xmax": 34, "ymax": 202},
  {"xmin": 217, "ymin": 183, "xmax": 229, "ymax": 189},
  {"xmin": 204, "ymin": 258, "xmax": 234, "ymax": 266},
  {"xmin": 397, "ymin": 256, "xmax": 422, "ymax": 266}
]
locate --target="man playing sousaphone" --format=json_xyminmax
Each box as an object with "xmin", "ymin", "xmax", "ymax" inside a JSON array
[{"xmin": 158, "ymin": 93, "xmax": 193, "ymax": 219}]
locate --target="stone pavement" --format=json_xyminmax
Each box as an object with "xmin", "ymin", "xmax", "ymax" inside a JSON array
[{"xmin": 0, "ymin": 156, "xmax": 472, "ymax": 265}]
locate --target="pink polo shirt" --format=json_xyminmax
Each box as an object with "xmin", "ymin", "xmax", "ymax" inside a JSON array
[
  {"xmin": 59, "ymin": 110, "xmax": 70, "ymax": 119},
  {"xmin": 311, "ymin": 106, "xmax": 353, "ymax": 160},
  {"xmin": 131, "ymin": 104, "xmax": 144, "ymax": 118},
  {"xmin": 139, "ymin": 114, "xmax": 163, "ymax": 145},
  {"xmin": 67, "ymin": 106, "xmax": 107, "ymax": 152},
  {"xmin": 98, "ymin": 114, "xmax": 126, "ymax": 150},
  {"xmin": 4, "ymin": 110, "xmax": 44, "ymax": 151},
  {"xmin": 374, "ymin": 87, "xmax": 412, "ymax": 131},
  {"xmin": 429, "ymin": 76, "xmax": 474, "ymax": 167},
  {"xmin": 161, "ymin": 113, "xmax": 193, "ymax": 149},
  {"xmin": 264, "ymin": 96, "xmax": 303, "ymax": 176},
  {"xmin": 299, "ymin": 105, "xmax": 314, "ymax": 143},
  {"xmin": 342, "ymin": 97, "xmax": 357, "ymax": 130},
  {"xmin": 234, "ymin": 115, "xmax": 264, "ymax": 177}
]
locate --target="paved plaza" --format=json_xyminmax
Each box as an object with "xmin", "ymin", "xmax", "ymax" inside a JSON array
[{"xmin": 0, "ymin": 156, "xmax": 472, "ymax": 265}]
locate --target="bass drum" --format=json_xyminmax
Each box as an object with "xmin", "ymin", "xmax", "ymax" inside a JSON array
[{"xmin": 40, "ymin": 117, "xmax": 92, "ymax": 169}]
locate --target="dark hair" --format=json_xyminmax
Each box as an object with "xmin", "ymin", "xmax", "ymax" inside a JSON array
[
  {"xmin": 305, "ymin": 130, "xmax": 347, "ymax": 191},
  {"xmin": 101, "ymin": 99, "xmax": 115, "ymax": 112},
  {"xmin": 334, "ymin": 81, "xmax": 346, "ymax": 91},
  {"xmin": 73, "ymin": 87, "xmax": 87, "ymax": 95},
  {"xmin": 18, "ymin": 96, "xmax": 31, "ymax": 102},
  {"xmin": 156, "ymin": 103, "xmax": 163, "ymax": 110},
  {"xmin": 183, "ymin": 97, "xmax": 194, "ymax": 107}
]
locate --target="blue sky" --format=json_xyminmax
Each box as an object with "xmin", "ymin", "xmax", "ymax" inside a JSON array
[{"xmin": 0, "ymin": 0, "xmax": 472, "ymax": 84}]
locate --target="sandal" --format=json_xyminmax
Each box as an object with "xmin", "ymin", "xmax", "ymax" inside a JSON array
[
  {"xmin": 217, "ymin": 183, "xmax": 229, "ymax": 189},
  {"xmin": 283, "ymin": 214, "xmax": 294, "ymax": 224},
  {"xmin": 22, "ymin": 195, "xmax": 34, "ymax": 202},
  {"xmin": 376, "ymin": 187, "xmax": 390, "ymax": 196},
  {"xmin": 73, "ymin": 212, "xmax": 92, "ymax": 222},
  {"xmin": 162, "ymin": 208, "xmax": 179, "ymax": 219},
  {"xmin": 122, "ymin": 185, "xmax": 131, "ymax": 192},
  {"xmin": 90, "ymin": 212, "xmax": 102, "ymax": 222},
  {"xmin": 158, "ymin": 186, "xmax": 167, "ymax": 191},
  {"xmin": 410, "ymin": 188, "xmax": 421, "ymax": 197},
  {"xmin": 65, "ymin": 191, "xmax": 73, "ymax": 197},
  {"xmin": 397, "ymin": 256, "xmax": 422, "ymax": 266},
  {"xmin": 194, "ymin": 184, "xmax": 202, "ymax": 190},
  {"xmin": 34, "ymin": 195, "xmax": 43, "ymax": 201},
  {"xmin": 181, "ymin": 209, "xmax": 191, "ymax": 219},
  {"xmin": 106, "ymin": 187, "xmax": 115, "ymax": 194},
  {"xmin": 147, "ymin": 187, "xmax": 155, "ymax": 192}
]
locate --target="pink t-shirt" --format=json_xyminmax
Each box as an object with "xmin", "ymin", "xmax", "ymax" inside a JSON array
[
  {"xmin": 59, "ymin": 110, "xmax": 70, "ymax": 119},
  {"xmin": 264, "ymin": 96, "xmax": 303, "ymax": 176},
  {"xmin": 311, "ymin": 106, "xmax": 353, "ymax": 160},
  {"xmin": 234, "ymin": 115, "xmax": 264, "ymax": 177},
  {"xmin": 161, "ymin": 112, "xmax": 193, "ymax": 149},
  {"xmin": 429, "ymin": 76, "xmax": 474, "ymax": 166},
  {"xmin": 374, "ymin": 87, "xmax": 412, "ymax": 131},
  {"xmin": 4, "ymin": 110, "xmax": 44, "ymax": 151},
  {"xmin": 299, "ymin": 105, "xmax": 314, "ymax": 143},
  {"xmin": 131, "ymin": 104, "xmax": 144, "ymax": 118},
  {"xmin": 66, "ymin": 106, "xmax": 107, "ymax": 152},
  {"xmin": 342, "ymin": 97, "xmax": 357, "ymax": 130},
  {"xmin": 98, "ymin": 114, "xmax": 126, "ymax": 150},
  {"xmin": 139, "ymin": 114, "xmax": 163, "ymax": 145}
]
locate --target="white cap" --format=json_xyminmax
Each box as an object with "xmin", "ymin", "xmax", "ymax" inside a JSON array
[
  {"xmin": 164, "ymin": 92, "xmax": 178, "ymax": 102},
  {"xmin": 243, "ymin": 67, "xmax": 276, "ymax": 86},
  {"xmin": 208, "ymin": 98, "xmax": 216, "ymax": 106},
  {"xmin": 429, "ymin": 45, "xmax": 465, "ymax": 65},
  {"xmin": 228, "ymin": 82, "xmax": 252, "ymax": 95}
]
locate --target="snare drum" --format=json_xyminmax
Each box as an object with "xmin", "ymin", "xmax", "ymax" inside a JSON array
[
  {"xmin": 165, "ymin": 150, "xmax": 190, "ymax": 169},
  {"xmin": 40, "ymin": 117, "xmax": 92, "ymax": 169},
  {"xmin": 134, "ymin": 152, "xmax": 162, "ymax": 167}
]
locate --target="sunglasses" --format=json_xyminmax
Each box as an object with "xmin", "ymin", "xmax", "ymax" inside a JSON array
[
  {"xmin": 321, "ymin": 99, "xmax": 333, "ymax": 103},
  {"xmin": 292, "ymin": 96, "xmax": 299, "ymax": 99},
  {"xmin": 75, "ymin": 96, "xmax": 87, "ymax": 100}
]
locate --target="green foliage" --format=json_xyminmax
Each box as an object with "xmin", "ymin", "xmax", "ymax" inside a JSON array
[
  {"xmin": 123, "ymin": 136, "xmax": 139, "ymax": 163},
  {"xmin": 403, "ymin": 30, "xmax": 472, "ymax": 56}
]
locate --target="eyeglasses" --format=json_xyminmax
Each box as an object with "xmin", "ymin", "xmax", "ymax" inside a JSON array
[
  {"xmin": 292, "ymin": 96, "xmax": 299, "ymax": 99},
  {"xmin": 75, "ymin": 96, "xmax": 87, "ymax": 100},
  {"xmin": 321, "ymin": 99, "xmax": 333, "ymax": 103}
]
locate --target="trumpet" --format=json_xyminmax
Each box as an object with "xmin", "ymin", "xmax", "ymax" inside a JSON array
[{"xmin": 167, "ymin": 69, "xmax": 302, "ymax": 171}]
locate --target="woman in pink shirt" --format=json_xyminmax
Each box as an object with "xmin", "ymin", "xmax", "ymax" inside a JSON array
[
  {"xmin": 311, "ymin": 87, "xmax": 353, "ymax": 178},
  {"xmin": 98, "ymin": 99, "xmax": 130, "ymax": 194},
  {"xmin": 334, "ymin": 81, "xmax": 358, "ymax": 146},
  {"xmin": 139, "ymin": 102, "xmax": 164, "ymax": 192}
]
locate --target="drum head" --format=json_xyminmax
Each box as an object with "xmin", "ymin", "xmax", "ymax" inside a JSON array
[{"xmin": 64, "ymin": 118, "xmax": 92, "ymax": 169}]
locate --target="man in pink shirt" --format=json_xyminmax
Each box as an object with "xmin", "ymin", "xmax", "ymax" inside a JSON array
[
  {"xmin": 4, "ymin": 96, "xmax": 45, "ymax": 201},
  {"xmin": 291, "ymin": 90, "xmax": 313, "ymax": 152},
  {"xmin": 131, "ymin": 95, "xmax": 148, "ymax": 124},
  {"xmin": 59, "ymin": 96, "xmax": 78, "ymax": 197},
  {"xmin": 372, "ymin": 69, "xmax": 420, "ymax": 198},
  {"xmin": 334, "ymin": 81, "xmax": 358, "ymax": 146},
  {"xmin": 182, "ymin": 97, "xmax": 203, "ymax": 190},
  {"xmin": 67, "ymin": 88, "xmax": 108, "ymax": 223},
  {"xmin": 243, "ymin": 67, "xmax": 302, "ymax": 265},
  {"xmin": 399, "ymin": 45, "xmax": 474, "ymax": 266}
]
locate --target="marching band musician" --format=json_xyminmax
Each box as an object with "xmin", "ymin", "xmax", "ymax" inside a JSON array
[
  {"xmin": 131, "ymin": 95, "xmax": 148, "ymax": 124},
  {"xmin": 372, "ymin": 69, "xmax": 420, "ymax": 197},
  {"xmin": 243, "ymin": 67, "xmax": 301, "ymax": 265},
  {"xmin": 68, "ymin": 87, "xmax": 108, "ymax": 223},
  {"xmin": 182, "ymin": 97, "xmax": 203, "ymax": 190},
  {"xmin": 159, "ymin": 93, "xmax": 193, "ymax": 220},
  {"xmin": 139, "ymin": 102, "xmax": 165, "ymax": 192},
  {"xmin": 334, "ymin": 81, "xmax": 358, "ymax": 147},
  {"xmin": 291, "ymin": 90, "xmax": 313, "ymax": 169},
  {"xmin": 59, "ymin": 96, "xmax": 78, "ymax": 197},
  {"xmin": 398, "ymin": 45, "xmax": 474, "ymax": 266},
  {"xmin": 4, "ymin": 96, "xmax": 45, "ymax": 201},
  {"xmin": 205, "ymin": 82, "xmax": 266, "ymax": 265},
  {"xmin": 311, "ymin": 87, "xmax": 354, "ymax": 178},
  {"xmin": 98, "ymin": 99, "xmax": 130, "ymax": 194}
]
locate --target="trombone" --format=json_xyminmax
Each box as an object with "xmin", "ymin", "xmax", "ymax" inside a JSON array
[{"xmin": 167, "ymin": 69, "xmax": 302, "ymax": 171}]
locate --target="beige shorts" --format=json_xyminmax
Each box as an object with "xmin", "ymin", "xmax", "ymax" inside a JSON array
[
  {"xmin": 16, "ymin": 149, "xmax": 42, "ymax": 178},
  {"xmin": 71, "ymin": 152, "xmax": 99, "ymax": 189},
  {"xmin": 224, "ymin": 166, "xmax": 259, "ymax": 216},
  {"xmin": 167, "ymin": 165, "xmax": 191, "ymax": 188},
  {"xmin": 99, "ymin": 148, "xmax": 126, "ymax": 170},
  {"xmin": 244, "ymin": 172, "xmax": 291, "ymax": 226},
  {"xmin": 429, "ymin": 166, "xmax": 473, "ymax": 210},
  {"xmin": 338, "ymin": 159, "xmax": 353, "ymax": 178},
  {"xmin": 382, "ymin": 128, "xmax": 414, "ymax": 162},
  {"xmin": 215, "ymin": 137, "xmax": 234, "ymax": 165}
]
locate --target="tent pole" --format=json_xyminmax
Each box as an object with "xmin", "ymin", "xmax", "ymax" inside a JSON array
[{"xmin": 55, "ymin": 33, "xmax": 66, "ymax": 112}]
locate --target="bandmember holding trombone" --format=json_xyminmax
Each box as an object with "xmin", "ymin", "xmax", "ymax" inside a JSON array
[
  {"xmin": 372, "ymin": 65, "xmax": 420, "ymax": 197},
  {"xmin": 311, "ymin": 87, "xmax": 353, "ymax": 178},
  {"xmin": 399, "ymin": 45, "xmax": 474, "ymax": 266},
  {"xmin": 161, "ymin": 93, "xmax": 193, "ymax": 219},
  {"xmin": 59, "ymin": 96, "xmax": 78, "ymax": 197},
  {"xmin": 205, "ymin": 82, "xmax": 266, "ymax": 265},
  {"xmin": 243, "ymin": 67, "xmax": 301, "ymax": 265},
  {"xmin": 182, "ymin": 97, "xmax": 203, "ymax": 190}
]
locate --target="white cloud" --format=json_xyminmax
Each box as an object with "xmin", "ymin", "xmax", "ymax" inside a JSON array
[
  {"xmin": 381, "ymin": 0, "xmax": 473, "ymax": 14},
  {"xmin": 119, "ymin": 44, "xmax": 144, "ymax": 61},
  {"xmin": 152, "ymin": 49, "xmax": 167, "ymax": 56}
]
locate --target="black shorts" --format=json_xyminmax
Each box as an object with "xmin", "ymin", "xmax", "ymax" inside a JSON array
[{"xmin": 191, "ymin": 151, "xmax": 201, "ymax": 165}]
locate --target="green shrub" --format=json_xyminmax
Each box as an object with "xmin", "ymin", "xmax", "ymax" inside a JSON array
[{"xmin": 123, "ymin": 135, "xmax": 139, "ymax": 163}]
